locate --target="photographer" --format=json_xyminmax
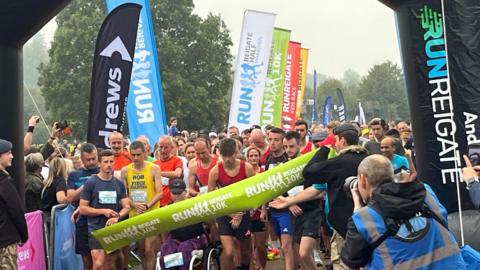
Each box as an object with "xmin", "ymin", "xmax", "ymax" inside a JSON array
[
  {"xmin": 341, "ymin": 155, "xmax": 465, "ymax": 269},
  {"xmin": 271, "ymin": 123, "xmax": 367, "ymax": 269},
  {"xmin": 462, "ymin": 154, "xmax": 480, "ymax": 208}
]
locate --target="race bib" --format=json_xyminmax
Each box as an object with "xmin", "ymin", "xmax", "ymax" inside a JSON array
[
  {"xmin": 164, "ymin": 252, "xmax": 184, "ymax": 268},
  {"xmin": 199, "ymin": 186, "xmax": 208, "ymax": 195},
  {"xmin": 162, "ymin": 177, "xmax": 170, "ymax": 186},
  {"xmin": 288, "ymin": 185, "xmax": 304, "ymax": 197},
  {"xmin": 99, "ymin": 191, "xmax": 117, "ymax": 204},
  {"xmin": 131, "ymin": 190, "xmax": 147, "ymax": 203}
]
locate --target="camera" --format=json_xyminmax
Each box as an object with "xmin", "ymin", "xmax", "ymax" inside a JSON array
[
  {"xmin": 55, "ymin": 120, "xmax": 68, "ymax": 131},
  {"xmin": 343, "ymin": 176, "xmax": 358, "ymax": 199},
  {"xmin": 468, "ymin": 144, "xmax": 480, "ymax": 166}
]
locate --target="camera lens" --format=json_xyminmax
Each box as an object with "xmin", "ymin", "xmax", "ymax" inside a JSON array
[{"xmin": 343, "ymin": 176, "xmax": 358, "ymax": 199}]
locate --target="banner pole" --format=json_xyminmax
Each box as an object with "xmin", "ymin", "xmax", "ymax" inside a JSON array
[{"xmin": 440, "ymin": 0, "xmax": 464, "ymax": 246}]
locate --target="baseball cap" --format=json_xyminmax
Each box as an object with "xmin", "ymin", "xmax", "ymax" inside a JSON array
[
  {"xmin": 0, "ymin": 139, "xmax": 12, "ymax": 155},
  {"xmin": 169, "ymin": 179, "xmax": 186, "ymax": 195},
  {"xmin": 209, "ymin": 132, "xmax": 218, "ymax": 138},
  {"xmin": 333, "ymin": 123, "xmax": 358, "ymax": 135},
  {"xmin": 311, "ymin": 131, "xmax": 328, "ymax": 142}
]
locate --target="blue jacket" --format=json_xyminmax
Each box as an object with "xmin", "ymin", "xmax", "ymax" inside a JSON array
[{"xmin": 341, "ymin": 182, "xmax": 466, "ymax": 269}]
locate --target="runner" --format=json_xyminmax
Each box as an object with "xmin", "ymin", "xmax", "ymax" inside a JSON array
[
  {"xmin": 245, "ymin": 146, "xmax": 267, "ymax": 270},
  {"xmin": 155, "ymin": 136, "xmax": 183, "ymax": 206},
  {"xmin": 264, "ymin": 128, "xmax": 295, "ymax": 270},
  {"xmin": 67, "ymin": 143, "xmax": 99, "ymax": 270},
  {"xmin": 187, "ymin": 138, "xmax": 218, "ymax": 197},
  {"xmin": 208, "ymin": 138, "xmax": 255, "ymax": 270},
  {"xmin": 294, "ymin": 120, "xmax": 313, "ymax": 154},
  {"xmin": 109, "ymin": 131, "xmax": 132, "ymax": 178},
  {"xmin": 120, "ymin": 141, "xmax": 162, "ymax": 270},
  {"xmin": 79, "ymin": 149, "xmax": 130, "ymax": 270},
  {"xmin": 283, "ymin": 131, "xmax": 321, "ymax": 270}
]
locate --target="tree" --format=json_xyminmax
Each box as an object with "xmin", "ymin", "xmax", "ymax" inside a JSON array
[
  {"xmin": 24, "ymin": 33, "xmax": 49, "ymax": 87},
  {"xmin": 151, "ymin": 0, "xmax": 233, "ymax": 131},
  {"xmin": 38, "ymin": 2, "xmax": 105, "ymax": 140},
  {"xmin": 357, "ymin": 61, "xmax": 409, "ymax": 120},
  {"xmin": 342, "ymin": 69, "xmax": 361, "ymax": 91},
  {"xmin": 38, "ymin": 0, "xmax": 233, "ymax": 139}
]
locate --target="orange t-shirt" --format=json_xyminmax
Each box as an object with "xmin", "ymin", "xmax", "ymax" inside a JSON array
[
  {"xmin": 113, "ymin": 151, "xmax": 132, "ymax": 171},
  {"xmin": 155, "ymin": 156, "xmax": 183, "ymax": 206}
]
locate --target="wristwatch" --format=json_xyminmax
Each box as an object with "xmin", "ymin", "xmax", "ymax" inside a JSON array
[{"xmin": 466, "ymin": 176, "xmax": 479, "ymax": 190}]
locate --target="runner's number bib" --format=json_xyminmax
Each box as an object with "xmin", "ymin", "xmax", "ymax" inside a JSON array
[
  {"xmin": 131, "ymin": 190, "xmax": 147, "ymax": 203},
  {"xmin": 99, "ymin": 191, "xmax": 117, "ymax": 204}
]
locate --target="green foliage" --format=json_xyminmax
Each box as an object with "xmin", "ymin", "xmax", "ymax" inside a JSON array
[
  {"xmin": 38, "ymin": 0, "xmax": 233, "ymax": 140},
  {"xmin": 38, "ymin": 2, "xmax": 105, "ymax": 140},
  {"xmin": 151, "ymin": 0, "xmax": 233, "ymax": 131},
  {"xmin": 357, "ymin": 61, "xmax": 409, "ymax": 120}
]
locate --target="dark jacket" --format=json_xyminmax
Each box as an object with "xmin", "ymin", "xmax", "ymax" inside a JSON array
[
  {"xmin": 303, "ymin": 145, "xmax": 368, "ymax": 238},
  {"xmin": 341, "ymin": 181, "xmax": 427, "ymax": 268},
  {"xmin": 25, "ymin": 172, "xmax": 44, "ymax": 212},
  {"xmin": 0, "ymin": 170, "xmax": 28, "ymax": 248},
  {"xmin": 468, "ymin": 181, "xmax": 480, "ymax": 209}
]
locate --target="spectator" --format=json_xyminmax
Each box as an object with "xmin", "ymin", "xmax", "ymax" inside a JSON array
[
  {"xmin": 40, "ymin": 157, "xmax": 68, "ymax": 215},
  {"xmin": 462, "ymin": 155, "xmax": 480, "ymax": 209},
  {"xmin": 168, "ymin": 117, "xmax": 178, "ymax": 136},
  {"xmin": 24, "ymin": 115, "xmax": 40, "ymax": 154},
  {"xmin": 341, "ymin": 155, "xmax": 465, "ymax": 269},
  {"xmin": 0, "ymin": 139, "xmax": 28, "ymax": 267},
  {"xmin": 159, "ymin": 179, "xmax": 207, "ymax": 270},
  {"xmin": 24, "ymin": 152, "xmax": 45, "ymax": 212}
]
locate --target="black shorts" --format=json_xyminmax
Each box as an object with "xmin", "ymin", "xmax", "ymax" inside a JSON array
[
  {"xmin": 250, "ymin": 219, "xmax": 265, "ymax": 233},
  {"xmin": 216, "ymin": 213, "xmax": 251, "ymax": 240},
  {"xmin": 88, "ymin": 232, "xmax": 103, "ymax": 250},
  {"xmin": 75, "ymin": 224, "xmax": 91, "ymax": 255},
  {"xmin": 293, "ymin": 207, "xmax": 322, "ymax": 244}
]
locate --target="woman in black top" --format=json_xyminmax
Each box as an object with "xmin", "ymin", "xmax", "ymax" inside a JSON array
[{"xmin": 41, "ymin": 157, "xmax": 68, "ymax": 213}]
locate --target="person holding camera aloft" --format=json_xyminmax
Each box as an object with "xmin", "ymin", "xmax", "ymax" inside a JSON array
[
  {"xmin": 461, "ymin": 154, "xmax": 480, "ymax": 209},
  {"xmin": 341, "ymin": 154, "xmax": 466, "ymax": 269}
]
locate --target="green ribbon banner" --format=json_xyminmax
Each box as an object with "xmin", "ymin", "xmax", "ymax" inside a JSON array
[{"xmin": 92, "ymin": 150, "xmax": 315, "ymax": 253}]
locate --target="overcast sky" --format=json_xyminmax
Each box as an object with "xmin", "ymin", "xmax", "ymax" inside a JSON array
[
  {"xmin": 192, "ymin": 0, "xmax": 402, "ymax": 78},
  {"xmin": 38, "ymin": 0, "xmax": 401, "ymax": 78}
]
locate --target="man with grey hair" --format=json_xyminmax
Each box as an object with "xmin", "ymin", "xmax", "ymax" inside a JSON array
[{"xmin": 341, "ymin": 155, "xmax": 465, "ymax": 269}]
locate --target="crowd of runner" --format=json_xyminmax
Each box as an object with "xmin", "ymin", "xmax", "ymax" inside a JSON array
[{"xmin": 0, "ymin": 114, "xmax": 479, "ymax": 270}]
